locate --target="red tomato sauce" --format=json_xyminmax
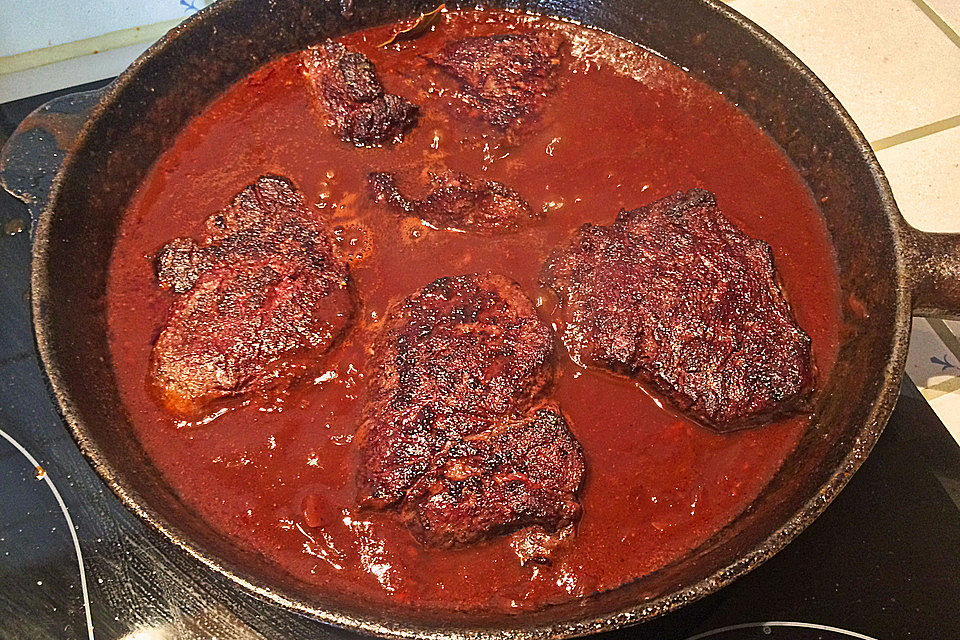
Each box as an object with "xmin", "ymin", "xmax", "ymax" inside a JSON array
[{"xmin": 106, "ymin": 10, "xmax": 842, "ymax": 613}]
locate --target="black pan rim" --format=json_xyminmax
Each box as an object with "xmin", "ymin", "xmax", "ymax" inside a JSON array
[{"xmin": 29, "ymin": 0, "xmax": 911, "ymax": 637}]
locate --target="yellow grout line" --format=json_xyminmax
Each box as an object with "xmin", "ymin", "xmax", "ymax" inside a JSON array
[
  {"xmin": 0, "ymin": 18, "xmax": 183, "ymax": 76},
  {"xmin": 910, "ymin": 0, "xmax": 960, "ymax": 51},
  {"xmin": 870, "ymin": 113, "xmax": 960, "ymax": 151},
  {"xmin": 928, "ymin": 319, "xmax": 960, "ymax": 362},
  {"xmin": 919, "ymin": 376, "xmax": 960, "ymax": 400}
]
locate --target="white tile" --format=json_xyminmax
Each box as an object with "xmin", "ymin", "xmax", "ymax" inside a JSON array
[
  {"xmin": 907, "ymin": 318, "xmax": 960, "ymax": 444},
  {"xmin": 924, "ymin": 0, "xmax": 960, "ymax": 38},
  {"xmin": 0, "ymin": 43, "xmax": 150, "ymax": 104},
  {"xmin": 907, "ymin": 318, "xmax": 960, "ymax": 389},
  {"xmin": 0, "ymin": 0, "xmax": 193, "ymax": 57},
  {"xmin": 875, "ymin": 124, "xmax": 960, "ymax": 233},
  {"xmin": 928, "ymin": 392, "xmax": 960, "ymax": 445},
  {"xmin": 727, "ymin": 0, "xmax": 960, "ymax": 141}
]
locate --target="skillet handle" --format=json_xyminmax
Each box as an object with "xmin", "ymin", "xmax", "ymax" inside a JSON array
[
  {"xmin": 0, "ymin": 86, "xmax": 107, "ymax": 234},
  {"xmin": 902, "ymin": 220, "xmax": 960, "ymax": 319}
]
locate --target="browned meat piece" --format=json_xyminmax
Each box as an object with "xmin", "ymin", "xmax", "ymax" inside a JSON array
[
  {"xmin": 150, "ymin": 175, "xmax": 356, "ymax": 417},
  {"xmin": 301, "ymin": 41, "xmax": 419, "ymax": 146},
  {"xmin": 541, "ymin": 189, "xmax": 813, "ymax": 432},
  {"xmin": 402, "ymin": 405, "xmax": 583, "ymax": 546},
  {"xmin": 368, "ymin": 170, "xmax": 537, "ymax": 233},
  {"xmin": 358, "ymin": 273, "xmax": 555, "ymax": 504},
  {"xmin": 357, "ymin": 273, "xmax": 584, "ymax": 546},
  {"xmin": 429, "ymin": 33, "xmax": 561, "ymax": 129}
]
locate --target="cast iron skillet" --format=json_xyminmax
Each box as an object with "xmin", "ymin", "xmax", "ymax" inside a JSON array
[{"xmin": 3, "ymin": 0, "xmax": 960, "ymax": 637}]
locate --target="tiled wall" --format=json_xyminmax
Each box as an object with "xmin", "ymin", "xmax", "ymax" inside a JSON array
[
  {"xmin": 0, "ymin": 1, "xmax": 196, "ymax": 57},
  {"xmin": 0, "ymin": 1, "xmax": 210, "ymax": 101}
]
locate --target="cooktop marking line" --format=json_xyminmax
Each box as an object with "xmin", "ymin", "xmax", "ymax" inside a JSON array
[
  {"xmin": 684, "ymin": 621, "xmax": 879, "ymax": 640},
  {"xmin": 0, "ymin": 426, "xmax": 94, "ymax": 640}
]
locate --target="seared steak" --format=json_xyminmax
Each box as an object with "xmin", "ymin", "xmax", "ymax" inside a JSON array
[
  {"xmin": 357, "ymin": 273, "xmax": 583, "ymax": 546},
  {"xmin": 402, "ymin": 404, "xmax": 583, "ymax": 547},
  {"xmin": 429, "ymin": 33, "xmax": 561, "ymax": 129},
  {"xmin": 541, "ymin": 188, "xmax": 813, "ymax": 431},
  {"xmin": 301, "ymin": 41, "xmax": 419, "ymax": 146},
  {"xmin": 151, "ymin": 175, "xmax": 356, "ymax": 417},
  {"xmin": 369, "ymin": 170, "xmax": 537, "ymax": 233}
]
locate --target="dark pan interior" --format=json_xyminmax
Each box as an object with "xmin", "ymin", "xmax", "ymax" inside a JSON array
[{"xmin": 31, "ymin": 0, "xmax": 908, "ymax": 636}]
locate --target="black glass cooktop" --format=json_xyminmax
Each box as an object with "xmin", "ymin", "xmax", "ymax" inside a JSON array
[{"xmin": 2, "ymin": 82, "xmax": 959, "ymax": 640}]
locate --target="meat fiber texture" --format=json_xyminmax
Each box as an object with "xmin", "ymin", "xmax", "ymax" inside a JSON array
[
  {"xmin": 151, "ymin": 175, "xmax": 356, "ymax": 417},
  {"xmin": 430, "ymin": 33, "xmax": 562, "ymax": 130},
  {"xmin": 301, "ymin": 41, "xmax": 420, "ymax": 146},
  {"xmin": 541, "ymin": 188, "xmax": 813, "ymax": 431},
  {"xmin": 357, "ymin": 273, "xmax": 584, "ymax": 547},
  {"xmin": 368, "ymin": 170, "xmax": 538, "ymax": 233}
]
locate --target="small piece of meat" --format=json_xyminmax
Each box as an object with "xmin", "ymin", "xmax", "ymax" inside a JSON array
[
  {"xmin": 541, "ymin": 188, "xmax": 813, "ymax": 431},
  {"xmin": 510, "ymin": 524, "xmax": 573, "ymax": 567},
  {"xmin": 429, "ymin": 33, "xmax": 562, "ymax": 129},
  {"xmin": 301, "ymin": 41, "xmax": 419, "ymax": 146},
  {"xmin": 150, "ymin": 175, "xmax": 356, "ymax": 417},
  {"xmin": 357, "ymin": 273, "xmax": 584, "ymax": 546},
  {"xmin": 368, "ymin": 170, "xmax": 537, "ymax": 233}
]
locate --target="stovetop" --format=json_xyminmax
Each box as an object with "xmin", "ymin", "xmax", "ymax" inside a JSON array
[{"xmin": 2, "ymin": 81, "xmax": 959, "ymax": 640}]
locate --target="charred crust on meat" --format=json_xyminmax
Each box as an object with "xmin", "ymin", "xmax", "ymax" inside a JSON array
[
  {"xmin": 368, "ymin": 170, "xmax": 538, "ymax": 233},
  {"xmin": 402, "ymin": 403, "xmax": 583, "ymax": 546},
  {"xmin": 541, "ymin": 188, "xmax": 814, "ymax": 432},
  {"xmin": 429, "ymin": 33, "xmax": 562, "ymax": 130},
  {"xmin": 301, "ymin": 41, "xmax": 419, "ymax": 147},
  {"xmin": 150, "ymin": 175, "xmax": 356, "ymax": 417},
  {"xmin": 356, "ymin": 273, "xmax": 584, "ymax": 546}
]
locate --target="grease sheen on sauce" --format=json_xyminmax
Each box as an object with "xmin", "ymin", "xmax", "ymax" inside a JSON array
[{"xmin": 107, "ymin": 11, "xmax": 842, "ymax": 613}]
